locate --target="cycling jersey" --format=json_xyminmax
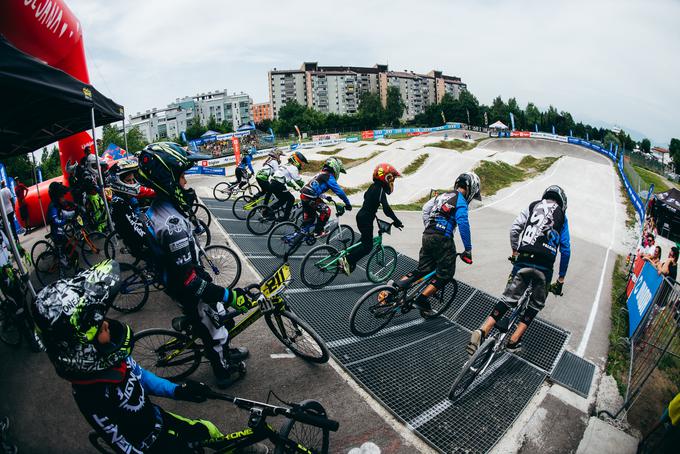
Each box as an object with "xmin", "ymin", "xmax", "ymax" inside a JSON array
[
  {"xmin": 422, "ymin": 192, "xmax": 472, "ymax": 249},
  {"xmin": 72, "ymin": 356, "xmax": 177, "ymax": 453},
  {"xmin": 300, "ymin": 171, "xmax": 350, "ymax": 206},
  {"xmin": 110, "ymin": 196, "xmax": 150, "ymax": 259},
  {"xmin": 236, "ymin": 154, "xmax": 254, "ymax": 174},
  {"xmin": 47, "ymin": 202, "xmax": 76, "ymax": 241},
  {"xmin": 511, "ymin": 199, "xmax": 571, "ymax": 277},
  {"xmin": 271, "ymin": 164, "xmax": 304, "ymax": 189},
  {"xmin": 256, "ymin": 159, "xmax": 279, "ymax": 182}
]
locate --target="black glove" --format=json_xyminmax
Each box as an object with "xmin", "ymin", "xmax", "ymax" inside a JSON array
[
  {"xmin": 225, "ymin": 287, "xmax": 251, "ymax": 313},
  {"xmin": 175, "ymin": 380, "xmax": 211, "ymax": 403},
  {"xmin": 345, "ymin": 204, "xmax": 353, "ymax": 211},
  {"xmin": 549, "ymin": 281, "xmax": 564, "ymax": 296},
  {"xmin": 393, "ymin": 219, "xmax": 404, "ymax": 229},
  {"xmin": 461, "ymin": 251, "xmax": 473, "ymax": 264}
]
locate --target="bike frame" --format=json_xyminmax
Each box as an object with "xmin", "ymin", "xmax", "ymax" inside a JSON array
[
  {"xmin": 312, "ymin": 235, "xmax": 386, "ymax": 272},
  {"xmin": 243, "ymin": 196, "xmax": 265, "ymax": 211}
]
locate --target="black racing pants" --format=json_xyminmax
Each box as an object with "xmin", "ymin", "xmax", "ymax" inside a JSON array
[
  {"xmin": 269, "ymin": 180, "xmax": 294, "ymax": 220},
  {"xmin": 301, "ymin": 197, "xmax": 331, "ymax": 234},
  {"xmin": 256, "ymin": 179, "xmax": 273, "ymax": 205},
  {"xmin": 347, "ymin": 214, "xmax": 374, "ymax": 270},
  {"xmin": 147, "ymin": 409, "xmax": 222, "ymax": 454},
  {"xmin": 400, "ymin": 233, "xmax": 456, "ymax": 290},
  {"xmin": 235, "ymin": 167, "xmax": 247, "ymax": 187}
]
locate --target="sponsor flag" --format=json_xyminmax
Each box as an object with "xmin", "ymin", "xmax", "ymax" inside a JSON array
[
  {"xmin": 509, "ymin": 112, "xmax": 515, "ymax": 131},
  {"xmin": 181, "ymin": 131, "xmax": 187, "ymax": 143},
  {"xmin": 441, "ymin": 111, "xmax": 446, "ymax": 124},
  {"xmin": 232, "ymin": 136, "xmax": 241, "ymax": 164},
  {"xmin": 483, "ymin": 111, "xmax": 488, "ymax": 126},
  {"xmin": 535, "ymin": 123, "xmax": 538, "ymax": 133},
  {"xmin": 569, "ymin": 129, "xmax": 573, "ymax": 137},
  {"xmin": 37, "ymin": 167, "xmax": 43, "ymax": 183},
  {"xmin": 552, "ymin": 125, "xmax": 556, "ymax": 135},
  {"xmin": 294, "ymin": 125, "xmax": 302, "ymax": 144},
  {"xmin": 586, "ymin": 132, "xmax": 589, "ymax": 141}
]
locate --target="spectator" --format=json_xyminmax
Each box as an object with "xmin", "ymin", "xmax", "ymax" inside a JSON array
[
  {"xmin": 644, "ymin": 245, "xmax": 663, "ymax": 266},
  {"xmin": 650, "ymin": 246, "xmax": 678, "ymax": 281},
  {"xmin": 638, "ymin": 233, "xmax": 656, "ymax": 258},
  {"xmin": 0, "ymin": 181, "xmax": 19, "ymax": 243},
  {"xmin": 14, "ymin": 177, "xmax": 29, "ymax": 235}
]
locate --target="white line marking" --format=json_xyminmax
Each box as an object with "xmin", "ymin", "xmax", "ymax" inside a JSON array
[
  {"xmin": 326, "ymin": 319, "xmax": 425, "ymax": 348},
  {"xmin": 270, "ymin": 352, "xmax": 297, "ymax": 359},
  {"xmin": 407, "ymin": 399, "xmax": 452, "ymax": 429},
  {"xmin": 216, "ymin": 217, "xmax": 244, "ymax": 222},
  {"xmin": 286, "ymin": 282, "xmax": 375, "ymax": 294},
  {"xmin": 576, "ymin": 163, "xmax": 618, "ymax": 357}
]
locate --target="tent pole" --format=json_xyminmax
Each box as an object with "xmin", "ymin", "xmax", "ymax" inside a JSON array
[
  {"xmin": 0, "ymin": 194, "xmax": 37, "ymax": 298},
  {"xmin": 122, "ymin": 107, "xmax": 129, "ymax": 152},
  {"xmin": 91, "ymin": 108, "xmax": 113, "ymax": 231},
  {"xmin": 30, "ymin": 152, "xmax": 47, "ymax": 228}
]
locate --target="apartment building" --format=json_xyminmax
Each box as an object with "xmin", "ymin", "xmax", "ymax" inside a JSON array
[
  {"xmin": 126, "ymin": 90, "xmax": 253, "ymax": 142},
  {"xmin": 252, "ymin": 102, "xmax": 273, "ymax": 124},
  {"xmin": 268, "ymin": 63, "xmax": 465, "ymax": 121}
]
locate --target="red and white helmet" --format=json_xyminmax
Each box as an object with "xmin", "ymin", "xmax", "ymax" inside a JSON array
[{"xmin": 373, "ymin": 163, "xmax": 401, "ymax": 194}]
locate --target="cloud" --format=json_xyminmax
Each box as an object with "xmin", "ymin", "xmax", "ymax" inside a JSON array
[{"xmin": 67, "ymin": 0, "xmax": 679, "ymax": 143}]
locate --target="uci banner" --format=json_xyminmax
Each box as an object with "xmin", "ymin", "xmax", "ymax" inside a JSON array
[{"xmin": 626, "ymin": 262, "xmax": 664, "ymax": 336}]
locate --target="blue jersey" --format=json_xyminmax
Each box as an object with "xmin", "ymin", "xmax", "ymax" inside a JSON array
[
  {"xmin": 237, "ymin": 154, "xmax": 254, "ymax": 173},
  {"xmin": 422, "ymin": 192, "xmax": 472, "ymax": 249},
  {"xmin": 300, "ymin": 171, "xmax": 350, "ymax": 206}
]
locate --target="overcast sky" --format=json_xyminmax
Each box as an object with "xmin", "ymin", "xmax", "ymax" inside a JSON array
[{"xmin": 68, "ymin": 0, "xmax": 679, "ymax": 144}]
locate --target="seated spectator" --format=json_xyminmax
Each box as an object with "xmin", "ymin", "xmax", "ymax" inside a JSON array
[
  {"xmin": 644, "ymin": 245, "xmax": 663, "ymax": 266},
  {"xmin": 651, "ymin": 246, "xmax": 678, "ymax": 281}
]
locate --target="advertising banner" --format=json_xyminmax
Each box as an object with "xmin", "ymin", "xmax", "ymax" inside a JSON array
[
  {"xmin": 626, "ymin": 257, "xmax": 646, "ymax": 297},
  {"xmin": 346, "ymin": 137, "xmax": 359, "ymax": 143},
  {"xmin": 185, "ymin": 166, "xmax": 226, "ymax": 176},
  {"xmin": 511, "ymin": 131, "xmax": 531, "ymax": 138},
  {"xmin": 627, "ymin": 262, "xmax": 665, "ymax": 336},
  {"xmin": 361, "ymin": 130, "xmax": 374, "ymax": 140},
  {"xmin": 312, "ymin": 133, "xmax": 340, "ymax": 141},
  {"xmin": 232, "ymin": 136, "xmax": 241, "ymax": 165}
]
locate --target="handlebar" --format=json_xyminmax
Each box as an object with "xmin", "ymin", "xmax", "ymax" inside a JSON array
[
  {"xmin": 456, "ymin": 252, "xmax": 473, "ymax": 265},
  {"xmin": 205, "ymin": 390, "xmax": 339, "ymax": 432}
]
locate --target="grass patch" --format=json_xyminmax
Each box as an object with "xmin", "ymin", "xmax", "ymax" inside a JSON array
[
  {"xmin": 633, "ymin": 166, "xmax": 674, "ymax": 193},
  {"xmin": 358, "ymin": 143, "xmax": 368, "ymax": 147},
  {"xmin": 402, "ymin": 153, "xmax": 430, "ymax": 175},
  {"xmin": 344, "ymin": 182, "xmax": 372, "ymax": 196},
  {"xmin": 431, "ymin": 139, "xmax": 477, "ymax": 152},
  {"xmin": 620, "ymin": 185, "xmax": 637, "ymax": 228},
  {"xmin": 605, "ymin": 254, "xmax": 631, "ymax": 397},
  {"xmin": 474, "ymin": 156, "xmax": 559, "ymax": 197},
  {"xmin": 318, "ymin": 148, "xmax": 342, "ymax": 155},
  {"xmin": 376, "ymin": 142, "xmax": 390, "ymax": 146},
  {"xmin": 303, "ymin": 151, "xmax": 381, "ymax": 175},
  {"xmin": 391, "ymin": 188, "xmax": 450, "ymax": 210}
]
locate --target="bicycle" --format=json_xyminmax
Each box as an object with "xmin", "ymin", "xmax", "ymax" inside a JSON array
[
  {"xmin": 212, "ymin": 177, "xmax": 258, "ymax": 202},
  {"xmin": 267, "ymin": 199, "xmax": 355, "ymax": 259},
  {"xmin": 133, "ymin": 262, "xmax": 329, "ymax": 380},
  {"xmin": 190, "ymin": 200, "xmax": 213, "ymax": 227},
  {"xmin": 246, "ymin": 199, "xmax": 305, "ymax": 236},
  {"xmin": 89, "ymin": 388, "xmax": 339, "ymax": 454},
  {"xmin": 300, "ymin": 218, "xmax": 399, "ymax": 289},
  {"xmin": 31, "ymin": 215, "xmax": 106, "ymax": 268},
  {"xmin": 0, "ymin": 266, "xmax": 42, "ymax": 352},
  {"xmin": 232, "ymin": 193, "xmax": 267, "ymax": 221},
  {"xmin": 448, "ymin": 268, "xmax": 559, "ymax": 402},
  {"xmin": 349, "ymin": 254, "xmax": 470, "ymax": 337}
]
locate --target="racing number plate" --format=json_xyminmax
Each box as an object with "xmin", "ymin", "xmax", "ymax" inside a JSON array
[{"xmin": 261, "ymin": 263, "xmax": 291, "ymax": 298}]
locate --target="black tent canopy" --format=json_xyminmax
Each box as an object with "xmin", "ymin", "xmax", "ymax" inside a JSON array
[
  {"xmin": 653, "ymin": 188, "xmax": 680, "ymax": 242},
  {"xmin": 0, "ymin": 34, "xmax": 124, "ymax": 157}
]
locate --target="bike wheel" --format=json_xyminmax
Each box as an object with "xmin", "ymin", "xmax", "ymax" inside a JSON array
[
  {"xmin": 201, "ymin": 245, "xmax": 241, "ymax": 289},
  {"xmin": 34, "ymin": 250, "xmax": 76, "ymax": 287},
  {"xmin": 243, "ymin": 184, "xmax": 258, "ymax": 196},
  {"xmin": 111, "ymin": 263, "xmax": 150, "ymax": 313},
  {"xmin": 300, "ymin": 245, "xmax": 340, "ymax": 289},
  {"xmin": 0, "ymin": 301, "xmax": 21, "ymax": 347},
  {"xmin": 30, "ymin": 240, "xmax": 53, "ymax": 265},
  {"xmin": 104, "ymin": 231, "xmax": 140, "ymax": 266},
  {"xmin": 449, "ymin": 337, "xmax": 496, "ymax": 402},
  {"xmin": 231, "ymin": 195, "xmax": 252, "ymax": 220},
  {"xmin": 429, "ymin": 279, "xmax": 458, "ymax": 317},
  {"xmin": 213, "ymin": 182, "xmax": 233, "ymax": 201},
  {"xmin": 246, "ymin": 205, "xmax": 276, "ymax": 236},
  {"xmin": 350, "ymin": 285, "xmax": 400, "ymax": 337},
  {"xmin": 195, "ymin": 220, "xmax": 212, "ymax": 248},
  {"xmin": 268, "ymin": 222, "xmax": 301, "ymax": 258},
  {"xmin": 326, "ymin": 224, "xmax": 354, "ymax": 250},
  {"xmin": 265, "ymin": 310, "xmax": 329, "ymax": 363},
  {"xmin": 81, "ymin": 231, "xmax": 107, "ymax": 267},
  {"xmin": 133, "ymin": 329, "xmax": 202, "ymax": 380},
  {"xmin": 191, "ymin": 202, "xmax": 212, "ymax": 227},
  {"xmin": 366, "ymin": 246, "xmax": 398, "ymax": 283},
  {"xmin": 275, "ymin": 400, "xmax": 331, "ymax": 454}
]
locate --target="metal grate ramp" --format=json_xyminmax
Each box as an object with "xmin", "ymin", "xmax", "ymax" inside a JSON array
[{"xmin": 550, "ymin": 351, "xmax": 596, "ymax": 398}]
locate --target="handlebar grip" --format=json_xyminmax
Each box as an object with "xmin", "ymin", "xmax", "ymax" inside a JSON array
[{"xmin": 291, "ymin": 410, "xmax": 340, "ymax": 432}]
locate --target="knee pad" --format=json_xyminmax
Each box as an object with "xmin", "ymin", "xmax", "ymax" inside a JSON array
[
  {"xmin": 521, "ymin": 307, "xmax": 539, "ymax": 325},
  {"xmin": 491, "ymin": 300, "xmax": 510, "ymax": 321}
]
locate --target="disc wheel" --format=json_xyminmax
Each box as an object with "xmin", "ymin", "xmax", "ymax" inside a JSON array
[
  {"xmin": 326, "ymin": 224, "xmax": 354, "ymax": 250},
  {"xmin": 300, "ymin": 245, "xmax": 340, "ymax": 289},
  {"xmin": 246, "ymin": 205, "xmax": 277, "ymax": 236},
  {"xmin": 200, "ymin": 245, "xmax": 241, "ymax": 289},
  {"xmin": 111, "ymin": 263, "xmax": 150, "ymax": 313},
  {"xmin": 449, "ymin": 337, "xmax": 496, "ymax": 403},
  {"xmin": 366, "ymin": 246, "xmax": 398, "ymax": 283},
  {"xmin": 265, "ymin": 310, "xmax": 329, "ymax": 363},
  {"xmin": 275, "ymin": 400, "xmax": 331, "ymax": 454},
  {"xmin": 268, "ymin": 222, "xmax": 301, "ymax": 258},
  {"xmin": 81, "ymin": 231, "xmax": 107, "ymax": 267},
  {"xmin": 133, "ymin": 329, "xmax": 202, "ymax": 380},
  {"xmin": 350, "ymin": 285, "xmax": 401, "ymax": 337},
  {"xmin": 213, "ymin": 181, "xmax": 234, "ymax": 201},
  {"xmin": 231, "ymin": 195, "xmax": 252, "ymax": 220}
]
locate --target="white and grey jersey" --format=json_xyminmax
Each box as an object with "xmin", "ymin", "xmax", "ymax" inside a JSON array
[{"xmin": 145, "ymin": 200, "xmax": 199, "ymax": 269}]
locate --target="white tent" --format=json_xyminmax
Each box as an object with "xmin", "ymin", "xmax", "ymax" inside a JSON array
[{"xmin": 489, "ymin": 120, "xmax": 509, "ymax": 130}]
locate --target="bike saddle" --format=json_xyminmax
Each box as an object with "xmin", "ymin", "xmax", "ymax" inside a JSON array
[{"xmin": 172, "ymin": 315, "xmax": 191, "ymax": 332}]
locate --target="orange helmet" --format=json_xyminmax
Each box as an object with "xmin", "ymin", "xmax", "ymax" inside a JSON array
[{"xmin": 373, "ymin": 163, "xmax": 401, "ymax": 194}]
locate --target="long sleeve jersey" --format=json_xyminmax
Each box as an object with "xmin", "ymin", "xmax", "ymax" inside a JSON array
[
  {"xmin": 422, "ymin": 191, "xmax": 472, "ymax": 250},
  {"xmin": 357, "ymin": 182, "xmax": 400, "ymax": 224},
  {"xmin": 300, "ymin": 171, "xmax": 351, "ymax": 206}
]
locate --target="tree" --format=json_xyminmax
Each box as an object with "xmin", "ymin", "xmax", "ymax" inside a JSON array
[
  {"xmin": 603, "ymin": 131, "xmax": 621, "ymax": 150},
  {"xmin": 41, "ymin": 146, "xmax": 62, "ymax": 180},
  {"xmin": 185, "ymin": 116, "xmax": 207, "ymax": 141},
  {"xmin": 101, "ymin": 124, "xmax": 124, "ymax": 151},
  {"xmin": 670, "ymin": 138, "xmax": 680, "ymax": 173},
  {"xmin": 0, "ymin": 154, "xmax": 33, "ymax": 184},
  {"xmin": 356, "ymin": 92, "xmax": 384, "ymax": 130},
  {"xmin": 640, "ymin": 138, "xmax": 651, "ymax": 153},
  {"xmin": 126, "ymin": 126, "xmax": 149, "ymax": 153},
  {"xmin": 384, "ymin": 86, "xmax": 405, "ymax": 127}
]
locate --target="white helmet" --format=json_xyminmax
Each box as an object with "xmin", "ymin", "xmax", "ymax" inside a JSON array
[{"xmin": 454, "ymin": 172, "xmax": 482, "ymax": 204}]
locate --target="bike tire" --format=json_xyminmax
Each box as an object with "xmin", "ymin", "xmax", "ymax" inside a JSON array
[
  {"xmin": 200, "ymin": 245, "xmax": 241, "ymax": 289},
  {"xmin": 449, "ymin": 337, "xmax": 496, "ymax": 403},
  {"xmin": 231, "ymin": 195, "xmax": 252, "ymax": 220},
  {"xmin": 195, "ymin": 220, "xmax": 212, "ymax": 248},
  {"xmin": 366, "ymin": 246, "xmax": 398, "ymax": 283},
  {"xmin": 133, "ymin": 328, "xmax": 202, "ymax": 380},
  {"xmin": 429, "ymin": 279, "xmax": 458, "ymax": 317},
  {"xmin": 213, "ymin": 181, "xmax": 233, "ymax": 201},
  {"xmin": 326, "ymin": 224, "xmax": 355, "ymax": 250},
  {"xmin": 300, "ymin": 245, "xmax": 340, "ymax": 289},
  {"xmin": 246, "ymin": 205, "xmax": 276, "ymax": 236},
  {"xmin": 34, "ymin": 250, "xmax": 76, "ymax": 287},
  {"xmin": 30, "ymin": 240, "xmax": 53, "ymax": 265},
  {"xmin": 111, "ymin": 263, "xmax": 150, "ymax": 313},
  {"xmin": 265, "ymin": 310, "xmax": 329, "ymax": 363},
  {"xmin": 81, "ymin": 231, "xmax": 107, "ymax": 267},
  {"xmin": 243, "ymin": 184, "xmax": 258, "ymax": 196},
  {"xmin": 0, "ymin": 302, "xmax": 21, "ymax": 347},
  {"xmin": 349, "ymin": 285, "xmax": 399, "ymax": 337},
  {"xmin": 191, "ymin": 202, "xmax": 212, "ymax": 227},
  {"xmin": 104, "ymin": 231, "xmax": 141, "ymax": 266},
  {"xmin": 275, "ymin": 400, "xmax": 331, "ymax": 454},
  {"xmin": 267, "ymin": 222, "xmax": 301, "ymax": 258},
  {"xmin": 89, "ymin": 432, "xmax": 117, "ymax": 454}
]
